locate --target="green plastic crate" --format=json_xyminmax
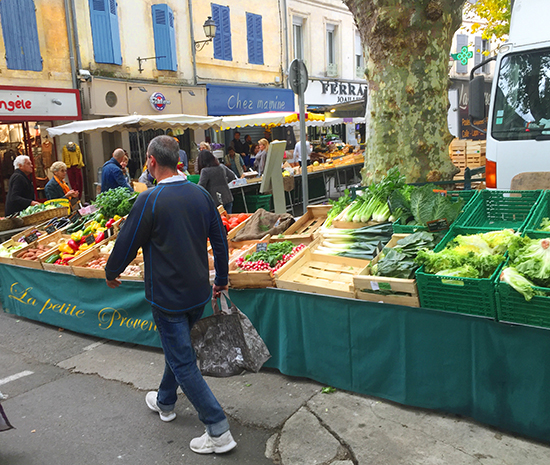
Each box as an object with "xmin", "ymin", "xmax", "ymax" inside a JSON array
[
  {"xmin": 393, "ymin": 189, "xmax": 479, "ymax": 234},
  {"xmin": 523, "ymin": 190, "xmax": 550, "ymax": 239},
  {"xmin": 187, "ymin": 174, "xmax": 200, "ymax": 184},
  {"xmin": 415, "ymin": 227, "xmax": 503, "ymax": 319},
  {"xmin": 232, "ymin": 194, "xmax": 272, "ymax": 213},
  {"xmin": 496, "ymin": 279, "xmax": 550, "ymax": 330},
  {"xmin": 453, "ymin": 189, "xmax": 543, "ymax": 232}
]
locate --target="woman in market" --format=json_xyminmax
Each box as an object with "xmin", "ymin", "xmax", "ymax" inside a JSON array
[
  {"xmin": 44, "ymin": 161, "xmax": 79, "ymax": 201},
  {"xmin": 197, "ymin": 150, "xmax": 236, "ymax": 213},
  {"xmin": 253, "ymin": 139, "xmax": 269, "ymax": 176},
  {"xmin": 224, "ymin": 147, "xmax": 245, "ymax": 178},
  {"xmin": 120, "ymin": 155, "xmax": 132, "ymax": 186},
  {"xmin": 5, "ymin": 155, "xmax": 41, "ymax": 216}
]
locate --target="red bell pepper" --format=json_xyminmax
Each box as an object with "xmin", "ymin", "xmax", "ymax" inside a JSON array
[
  {"xmin": 67, "ymin": 239, "xmax": 80, "ymax": 251},
  {"xmin": 105, "ymin": 218, "xmax": 116, "ymax": 229},
  {"xmin": 95, "ymin": 231, "xmax": 105, "ymax": 243}
]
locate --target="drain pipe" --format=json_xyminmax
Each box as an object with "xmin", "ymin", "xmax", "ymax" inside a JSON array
[
  {"xmin": 188, "ymin": 0, "xmax": 198, "ymax": 86},
  {"xmin": 281, "ymin": 0, "xmax": 289, "ymax": 86},
  {"xmin": 64, "ymin": 0, "xmax": 77, "ymax": 88}
]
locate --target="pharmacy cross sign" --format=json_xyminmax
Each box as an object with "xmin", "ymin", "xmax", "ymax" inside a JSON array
[{"xmin": 451, "ymin": 46, "xmax": 473, "ymax": 65}]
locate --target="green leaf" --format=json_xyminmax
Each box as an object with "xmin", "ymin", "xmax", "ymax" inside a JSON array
[{"xmin": 322, "ymin": 386, "xmax": 336, "ymax": 394}]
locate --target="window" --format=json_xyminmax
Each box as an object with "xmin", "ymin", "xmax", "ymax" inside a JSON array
[
  {"xmin": 246, "ymin": 13, "xmax": 263, "ymax": 65},
  {"xmin": 456, "ymin": 34, "xmax": 468, "ymax": 74},
  {"xmin": 326, "ymin": 24, "xmax": 337, "ymax": 76},
  {"xmin": 0, "ymin": 0, "xmax": 42, "ymax": 71},
  {"xmin": 212, "ymin": 4, "xmax": 232, "ymax": 61},
  {"xmin": 88, "ymin": 0, "xmax": 122, "ymax": 65},
  {"xmin": 355, "ymin": 32, "xmax": 365, "ymax": 78},
  {"xmin": 151, "ymin": 4, "xmax": 177, "ymax": 71},
  {"xmin": 293, "ymin": 17, "xmax": 304, "ymax": 61}
]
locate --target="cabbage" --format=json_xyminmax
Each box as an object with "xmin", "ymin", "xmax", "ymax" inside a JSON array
[
  {"xmin": 409, "ymin": 184, "xmax": 464, "ymax": 226},
  {"xmin": 512, "ymin": 238, "xmax": 550, "ymax": 287}
]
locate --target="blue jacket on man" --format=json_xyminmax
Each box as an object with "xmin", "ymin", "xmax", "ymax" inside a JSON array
[{"xmin": 101, "ymin": 157, "xmax": 132, "ymax": 193}]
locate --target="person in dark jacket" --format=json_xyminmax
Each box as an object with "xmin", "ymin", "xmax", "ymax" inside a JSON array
[
  {"xmin": 198, "ymin": 150, "xmax": 236, "ymax": 213},
  {"xmin": 5, "ymin": 155, "xmax": 40, "ymax": 216},
  {"xmin": 45, "ymin": 161, "xmax": 79, "ymax": 200},
  {"xmin": 104, "ymin": 135, "xmax": 236, "ymax": 455},
  {"xmin": 101, "ymin": 148, "xmax": 132, "ymax": 193}
]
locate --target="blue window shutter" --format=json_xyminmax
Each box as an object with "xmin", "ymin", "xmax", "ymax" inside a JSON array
[
  {"xmin": 456, "ymin": 34, "xmax": 468, "ymax": 74},
  {"xmin": 246, "ymin": 13, "xmax": 255, "ymax": 64},
  {"xmin": 212, "ymin": 4, "xmax": 231, "ymax": 61},
  {"xmin": 254, "ymin": 14, "xmax": 263, "ymax": 65},
  {"xmin": 246, "ymin": 13, "xmax": 263, "ymax": 65},
  {"xmin": 152, "ymin": 4, "xmax": 177, "ymax": 71},
  {"xmin": 88, "ymin": 0, "xmax": 122, "ymax": 65},
  {"xmin": 108, "ymin": 0, "xmax": 122, "ymax": 65},
  {"xmin": 0, "ymin": 0, "xmax": 42, "ymax": 71}
]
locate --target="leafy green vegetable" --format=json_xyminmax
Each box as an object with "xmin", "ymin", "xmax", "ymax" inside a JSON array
[
  {"xmin": 325, "ymin": 189, "xmax": 352, "ymax": 227},
  {"xmin": 244, "ymin": 241, "xmax": 294, "ymax": 268},
  {"xmin": 511, "ymin": 238, "xmax": 550, "ymax": 288},
  {"xmin": 409, "ymin": 184, "xmax": 464, "ymax": 226},
  {"xmin": 92, "ymin": 187, "xmax": 137, "ymax": 219},
  {"xmin": 500, "ymin": 267, "xmax": 540, "ymax": 301},
  {"xmin": 537, "ymin": 218, "xmax": 550, "ymax": 231},
  {"xmin": 19, "ymin": 202, "xmax": 64, "ymax": 217},
  {"xmin": 435, "ymin": 265, "xmax": 479, "ymax": 278}
]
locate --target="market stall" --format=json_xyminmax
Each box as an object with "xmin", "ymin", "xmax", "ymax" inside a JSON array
[{"xmin": 0, "ymin": 180, "xmax": 550, "ymax": 444}]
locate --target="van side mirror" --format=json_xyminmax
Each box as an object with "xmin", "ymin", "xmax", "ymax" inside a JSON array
[{"xmin": 469, "ymin": 75, "xmax": 485, "ymax": 121}]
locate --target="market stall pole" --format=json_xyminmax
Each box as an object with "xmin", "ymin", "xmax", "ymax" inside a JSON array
[{"xmin": 288, "ymin": 59, "xmax": 309, "ymax": 207}]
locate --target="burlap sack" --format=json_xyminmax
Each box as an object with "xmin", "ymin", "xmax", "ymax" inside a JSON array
[{"xmin": 231, "ymin": 208, "xmax": 294, "ymax": 242}]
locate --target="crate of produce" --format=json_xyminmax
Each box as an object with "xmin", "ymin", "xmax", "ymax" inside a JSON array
[
  {"xmin": 274, "ymin": 244, "xmax": 366, "ymax": 299},
  {"xmin": 19, "ymin": 206, "xmax": 68, "ymax": 227},
  {"xmin": 393, "ymin": 190, "xmax": 479, "ymax": 234},
  {"xmin": 0, "ymin": 216, "xmax": 24, "ymax": 232},
  {"xmin": 229, "ymin": 237, "xmax": 308, "ymax": 289},
  {"xmin": 12, "ymin": 242, "xmax": 52, "ymax": 269},
  {"xmin": 415, "ymin": 227, "xmax": 507, "ymax": 318},
  {"xmin": 331, "ymin": 202, "xmax": 382, "ymax": 229},
  {"xmin": 353, "ymin": 234, "xmax": 420, "ymax": 307},
  {"xmin": 496, "ymin": 278, "xmax": 550, "ymax": 330},
  {"xmin": 279, "ymin": 205, "xmax": 331, "ymax": 241},
  {"xmin": 453, "ymin": 189, "xmax": 543, "ymax": 232},
  {"xmin": 0, "ymin": 239, "xmax": 27, "ymax": 265},
  {"xmin": 224, "ymin": 212, "xmax": 252, "ymax": 241},
  {"xmin": 523, "ymin": 190, "xmax": 550, "ymax": 238}
]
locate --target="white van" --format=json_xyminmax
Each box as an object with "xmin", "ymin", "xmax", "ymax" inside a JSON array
[{"xmin": 469, "ymin": 0, "xmax": 550, "ymax": 189}]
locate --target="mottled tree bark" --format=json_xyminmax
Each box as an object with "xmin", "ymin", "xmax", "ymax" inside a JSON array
[{"xmin": 343, "ymin": 0, "xmax": 465, "ymax": 183}]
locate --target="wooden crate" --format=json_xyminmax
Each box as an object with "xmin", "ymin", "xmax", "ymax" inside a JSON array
[
  {"xmin": 226, "ymin": 214, "xmax": 252, "ymax": 241},
  {"xmin": 119, "ymin": 256, "xmax": 144, "ymax": 281},
  {"xmin": 274, "ymin": 246, "xmax": 366, "ymax": 299},
  {"xmin": 12, "ymin": 242, "xmax": 52, "ymax": 269},
  {"xmin": 279, "ymin": 205, "xmax": 330, "ymax": 241},
  {"xmin": 228, "ymin": 235, "xmax": 308, "ymax": 289},
  {"xmin": 71, "ymin": 248, "xmax": 110, "ymax": 279},
  {"xmin": 0, "ymin": 238, "xmax": 25, "ymax": 265},
  {"xmin": 40, "ymin": 246, "xmax": 76, "ymax": 275},
  {"xmin": 352, "ymin": 234, "xmax": 420, "ymax": 307}
]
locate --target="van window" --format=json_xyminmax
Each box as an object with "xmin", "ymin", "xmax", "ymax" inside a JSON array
[{"xmin": 492, "ymin": 48, "xmax": 550, "ymax": 141}]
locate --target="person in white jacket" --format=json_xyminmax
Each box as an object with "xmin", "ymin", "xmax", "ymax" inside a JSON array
[{"xmin": 292, "ymin": 136, "xmax": 312, "ymax": 165}]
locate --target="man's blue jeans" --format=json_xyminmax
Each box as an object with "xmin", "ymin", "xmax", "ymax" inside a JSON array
[{"xmin": 151, "ymin": 305, "xmax": 229, "ymax": 437}]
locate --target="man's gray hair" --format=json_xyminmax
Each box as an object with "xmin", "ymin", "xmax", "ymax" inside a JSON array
[
  {"xmin": 147, "ymin": 135, "xmax": 179, "ymax": 169},
  {"xmin": 13, "ymin": 155, "xmax": 30, "ymax": 170}
]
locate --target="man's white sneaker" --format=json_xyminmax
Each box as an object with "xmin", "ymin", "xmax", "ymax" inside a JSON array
[
  {"xmin": 190, "ymin": 430, "xmax": 237, "ymax": 454},
  {"xmin": 145, "ymin": 391, "xmax": 176, "ymax": 422}
]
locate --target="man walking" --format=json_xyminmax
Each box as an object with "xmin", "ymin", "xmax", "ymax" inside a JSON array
[
  {"xmin": 101, "ymin": 148, "xmax": 133, "ymax": 192},
  {"xmin": 104, "ymin": 135, "xmax": 236, "ymax": 454}
]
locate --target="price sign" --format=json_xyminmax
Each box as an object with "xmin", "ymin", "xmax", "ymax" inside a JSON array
[
  {"xmin": 256, "ymin": 242, "xmax": 268, "ymax": 252},
  {"xmin": 105, "ymin": 227, "xmax": 115, "ymax": 238},
  {"xmin": 69, "ymin": 211, "xmax": 81, "ymax": 223},
  {"xmin": 24, "ymin": 233, "xmax": 39, "ymax": 244},
  {"xmin": 426, "ymin": 218, "xmax": 449, "ymax": 232},
  {"xmin": 85, "ymin": 234, "xmax": 95, "ymax": 246},
  {"xmin": 45, "ymin": 225, "xmax": 56, "ymax": 234}
]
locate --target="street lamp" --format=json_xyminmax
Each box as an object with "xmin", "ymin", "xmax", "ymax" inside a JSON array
[{"xmin": 194, "ymin": 16, "xmax": 217, "ymax": 51}]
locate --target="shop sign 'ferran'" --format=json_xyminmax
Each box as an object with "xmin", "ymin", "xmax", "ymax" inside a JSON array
[{"xmin": 149, "ymin": 92, "xmax": 171, "ymax": 111}]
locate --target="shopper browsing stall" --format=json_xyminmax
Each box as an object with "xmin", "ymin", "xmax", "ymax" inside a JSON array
[
  {"xmin": 101, "ymin": 148, "xmax": 132, "ymax": 193},
  {"xmin": 253, "ymin": 138, "xmax": 269, "ymax": 176},
  {"xmin": 198, "ymin": 150, "xmax": 236, "ymax": 213},
  {"xmin": 224, "ymin": 147, "xmax": 245, "ymax": 177},
  {"xmin": 45, "ymin": 161, "xmax": 79, "ymax": 200},
  {"xmin": 5, "ymin": 155, "xmax": 40, "ymax": 216},
  {"xmin": 104, "ymin": 135, "xmax": 236, "ymax": 455}
]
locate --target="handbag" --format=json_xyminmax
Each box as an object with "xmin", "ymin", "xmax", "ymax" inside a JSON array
[{"xmin": 191, "ymin": 291, "xmax": 271, "ymax": 377}]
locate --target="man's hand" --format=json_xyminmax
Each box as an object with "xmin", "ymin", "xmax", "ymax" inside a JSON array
[
  {"xmin": 212, "ymin": 284, "xmax": 228, "ymax": 299},
  {"xmin": 106, "ymin": 277, "xmax": 122, "ymax": 289},
  {"xmin": 30, "ymin": 201, "xmax": 40, "ymax": 206}
]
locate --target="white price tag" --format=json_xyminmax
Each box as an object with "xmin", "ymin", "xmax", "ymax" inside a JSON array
[{"xmin": 370, "ymin": 281, "xmax": 380, "ymax": 291}]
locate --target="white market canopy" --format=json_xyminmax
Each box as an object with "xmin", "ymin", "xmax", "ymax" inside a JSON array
[{"xmin": 46, "ymin": 114, "xmax": 223, "ymax": 137}]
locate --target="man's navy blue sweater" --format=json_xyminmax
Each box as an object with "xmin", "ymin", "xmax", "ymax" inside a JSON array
[{"xmin": 105, "ymin": 179, "xmax": 229, "ymax": 312}]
